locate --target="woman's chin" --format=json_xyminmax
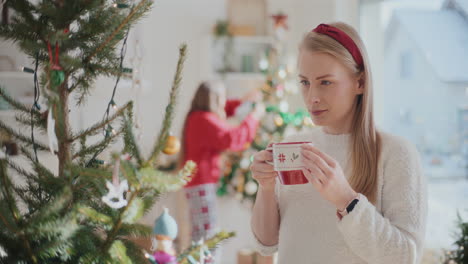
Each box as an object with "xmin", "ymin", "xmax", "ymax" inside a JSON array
[{"xmin": 310, "ymin": 117, "xmax": 327, "ymax": 126}]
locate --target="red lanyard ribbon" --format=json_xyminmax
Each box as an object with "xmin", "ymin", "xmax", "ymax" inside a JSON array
[{"xmin": 47, "ymin": 40, "xmax": 61, "ymax": 70}]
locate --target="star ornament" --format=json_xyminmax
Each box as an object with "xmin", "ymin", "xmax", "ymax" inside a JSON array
[{"xmin": 271, "ymin": 13, "xmax": 288, "ymax": 30}]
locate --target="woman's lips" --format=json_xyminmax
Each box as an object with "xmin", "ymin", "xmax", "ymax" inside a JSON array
[{"xmin": 311, "ymin": 110, "xmax": 327, "ymax": 116}]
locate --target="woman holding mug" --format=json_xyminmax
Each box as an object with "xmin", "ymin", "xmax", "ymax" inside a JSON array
[{"xmin": 250, "ymin": 22, "xmax": 427, "ymax": 264}]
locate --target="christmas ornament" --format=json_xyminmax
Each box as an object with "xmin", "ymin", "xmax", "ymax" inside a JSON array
[
  {"xmin": 47, "ymin": 41, "xmax": 65, "ymax": 88},
  {"xmin": 271, "ymin": 13, "xmax": 288, "ymax": 40},
  {"xmin": 274, "ymin": 115, "xmax": 284, "ymax": 127},
  {"xmin": 239, "ymin": 158, "xmax": 250, "ymax": 170},
  {"xmin": 279, "ymin": 100, "xmax": 289, "ymax": 112},
  {"xmin": 303, "ymin": 116, "xmax": 314, "ymax": 127},
  {"xmin": 271, "ymin": 13, "xmax": 288, "ymax": 30},
  {"xmin": 163, "ymin": 135, "xmax": 181, "ymax": 155},
  {"xmin": 47, "ymin": 109, "xmax": 58, "ymax": 154},
  {"xmin": 102, "ymin": 157, "xmax": 129, "ymax": 209},
  {"xmin": 152, "ymin": 207, "xmax": 178, "ymax": 264},
  {"xmin": 244, "ymin": 181, "xmax": 258, "ymax": 196}
]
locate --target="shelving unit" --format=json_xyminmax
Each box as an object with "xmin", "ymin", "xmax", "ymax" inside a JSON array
[{"xmin": 208, "ymin": 35, "xmax": 273, "ymax": 98}]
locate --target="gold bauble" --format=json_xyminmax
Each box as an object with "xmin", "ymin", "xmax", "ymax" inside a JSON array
[
  {"xmin": 303, "ymin": 116, "xmax": 314, "ymax": 127},
  {"xmin": 162, "ymin": 135, "xmax": 181, "ymax": 155},
  {"xmin": 274, "ymin": 115, "xmax": 284, "ymax": 127}
]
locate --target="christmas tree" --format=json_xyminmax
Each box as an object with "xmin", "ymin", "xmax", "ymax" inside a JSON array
[
  {"xmin": 443, "ymin": 212, "xmax": 467, "ymax": 264},
  {"xmin": 0, "ymin": 1, "xmax": 232, "ymax": 263},
  {"xmin": 217, "ymin": 13, "xmax": 313, "ymax": 201}
]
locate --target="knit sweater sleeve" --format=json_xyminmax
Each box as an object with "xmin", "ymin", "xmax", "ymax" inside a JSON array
[
  {"xmin": 337, "ymin": 136, "xmax": 427, "ymax": 264},
  {"xmin": 252, "ymin": 178, "xmax": 281, "ymax": 256}
]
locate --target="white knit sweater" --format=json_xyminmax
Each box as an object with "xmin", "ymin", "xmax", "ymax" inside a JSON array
[{"xmin": 253, "ymin": 127, "xmax": 427, "ymax": 264}]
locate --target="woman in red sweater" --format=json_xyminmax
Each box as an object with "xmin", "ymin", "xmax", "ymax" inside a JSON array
[{"xmin": 180, "ymin": 80, "xmax": 264, "ymax": 247}]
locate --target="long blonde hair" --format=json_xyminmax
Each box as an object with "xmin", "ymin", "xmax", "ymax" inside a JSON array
[
  {"xmin": 178, "ymin": 81, "xmax": 226, "ymax": 167},
  {"xmin": 300, "ymin": 22, "xmax": 381, "ymax": 204}
]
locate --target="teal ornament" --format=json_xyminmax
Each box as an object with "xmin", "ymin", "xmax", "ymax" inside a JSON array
[{"xmin": 154, "ymin": 208, "xmax": 178, "ymax": 239}]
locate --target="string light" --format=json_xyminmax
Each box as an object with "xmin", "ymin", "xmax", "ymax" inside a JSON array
[
  {"xmin": 278, "ymin": 68, "xmax": 287, "ymax": 79},
  {"xmin": 110, "ymin": 99, "xmax": 117, "ymax": 110},
  {"xmin": 22, "ymin": 67, "xmax": 35, "ymax": 74},
  {"xmin": 113, "ymin": 3, "xmax": 130, "ymax": 8},
  {"xmin": 86, "ymin": 28, "xmax": 130, "ymax": 167},
  {"xmin": 259, "ymin": 58, "xmax": 268, "ymax": 71}
]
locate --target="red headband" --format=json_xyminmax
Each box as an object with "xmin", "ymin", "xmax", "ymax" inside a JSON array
[{"xmin": 312, "ymin": 24, "xmax": 364, "ymax": 69}]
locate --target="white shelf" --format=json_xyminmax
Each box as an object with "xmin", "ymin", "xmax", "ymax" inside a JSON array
[
  {"xmin": 218, "ymin": 72, "xmax": 266, "ymax": 81},
  {"xmin": 212, "ymin": 35, "xmax": 274, "ymax": 45}
]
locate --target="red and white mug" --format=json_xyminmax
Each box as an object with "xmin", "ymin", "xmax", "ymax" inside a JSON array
[{"xmin": 266, "ymin": 142, "xmax": 311, "ymax": 185}]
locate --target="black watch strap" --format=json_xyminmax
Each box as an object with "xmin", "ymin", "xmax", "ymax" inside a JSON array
[{"xmin": 346, "ymin": 198, "xmax": 359, "ymax": 213}]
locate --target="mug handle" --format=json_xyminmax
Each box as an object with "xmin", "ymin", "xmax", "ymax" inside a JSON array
[{"xmin": 265, "ymin": 146, "xmax": 274, "ymax": 165}]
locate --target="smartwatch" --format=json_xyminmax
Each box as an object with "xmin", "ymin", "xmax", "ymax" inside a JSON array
[{"xmin": 337, "ymin": 194, "xmax": 360, "ymax": 218}]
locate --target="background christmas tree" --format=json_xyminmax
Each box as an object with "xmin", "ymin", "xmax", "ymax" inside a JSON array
[
  {"xmin": 442, "ymin": 213, "xmax": 467, "ymax": 264},
  {"xmin": 0, "ymin": 0, "xmax": 232, "ymax": 263},
  {"xmin": 217, "ymin": 13, "xmax": 314, "ymax": 202}
]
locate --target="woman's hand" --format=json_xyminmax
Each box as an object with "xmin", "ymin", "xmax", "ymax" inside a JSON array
[
  {"xmin": 241, "ymin": 88, "xmax": 262, "ymax": 102},
  {"xmin": 301, "ymin": 143, "xmax": 357, "ymax": 210},
  {"xmin": 251, "ymin": 146, "xmax": 276, "ymax": 191}
]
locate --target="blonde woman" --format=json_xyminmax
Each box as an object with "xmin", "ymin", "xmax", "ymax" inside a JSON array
[{"xmin": 250, "ymin": 22, "xmax": 427, "ymax": 263}]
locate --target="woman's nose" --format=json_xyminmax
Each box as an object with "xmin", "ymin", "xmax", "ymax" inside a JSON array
[{"xmin": 308, "ymin": 96, "xmax": 320, "ymax": 104}]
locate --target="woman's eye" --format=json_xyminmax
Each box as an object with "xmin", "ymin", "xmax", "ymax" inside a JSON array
[
  {"xmin": 300, "ymin": 80, "xmax": 310, "ymax": 86},
  {"xmin": 321, "ymin": 80, "xmax": 332, "ymax": 86}
]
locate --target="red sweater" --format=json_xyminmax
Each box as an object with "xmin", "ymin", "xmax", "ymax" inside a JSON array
[{"xmin": 183, "ymin": 100, "xmax": 259, "ymax": 187}]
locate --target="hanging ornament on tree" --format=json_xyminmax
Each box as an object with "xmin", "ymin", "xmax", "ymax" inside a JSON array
[
  {"xmin": 271, "ymin": 12, "xmax": 288, "ymax": 40},
  {"xmin": 239, "ymin": 157, "xmax": 250, "ymax": 170},
  {"xmin": 47, "ymin": 109, "xmax": 58, "ymax": 154},
  {"xmin": 244, "ymin": 181, "xmax": 258, "ymax": 196},
  {"xmin": 47, "ymin": 41, "xmax": 65, "ymax": 88},
  {"xmin": 274, "ymin": 114, "xmax": 284, "ymax": 127},
  {"xmin": 303, "ymin": 116, "xmax": 314, "ymax": 127},
  {"xmin": 102, "ymin": 157, "xmax": 129, "ymax": 209},
  {"xmin": 152, "ymin": 207, "xmax": 178, "ymax": 264},
  {"xmin": 163, "ymin": 134, "xmax": 181, "ymax": 155},
  {"xmin": 271, "ymin": 13, "xmax": 288, "ymax": 30}
]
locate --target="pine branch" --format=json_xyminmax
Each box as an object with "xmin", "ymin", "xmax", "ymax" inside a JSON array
[
  {"xmin": 139, "ymin": 160, "xmax": 196, "ymax": 193},
  {"xmin": 122, "ymin": 109, "xmax": 143, "ymax": 166},
  {"xmin": 0, "ymin": 86, "xmax": 41, "ymax": 118},
  {"xmin": 147, "ymin": 44, "xmax": 187, "ymax": 166},
  {"xmin": 100, "ymin": 190, "xmax": 140, "ymax": 254},
  {"xmin": 70, "ymin": 102, "xmax": 131, "ymax": 142},
  {"xmin": 15, "ymin": 113, "xmax": 47, "ymax": 133},
  {"xmin": 72, "ymin": 128, "xmax": 123, "ymax": 160},
  {"xmin": 177, "ymin": 231, "xmax": 236, "ymax": 264},
  {"xmin": 0, "ymin": 160, "xmax": 38, "ymax": 264},
  {"xmin": 20, "ymin": 146, "xmax": 56, "ymax": 179},
  {"xmin": 84, "ymin": 0, "xmax": 152, "ymax": 64},
  {"xmin": 0, "ymin": 120, "xmax": 49, "ymax": 152}
]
